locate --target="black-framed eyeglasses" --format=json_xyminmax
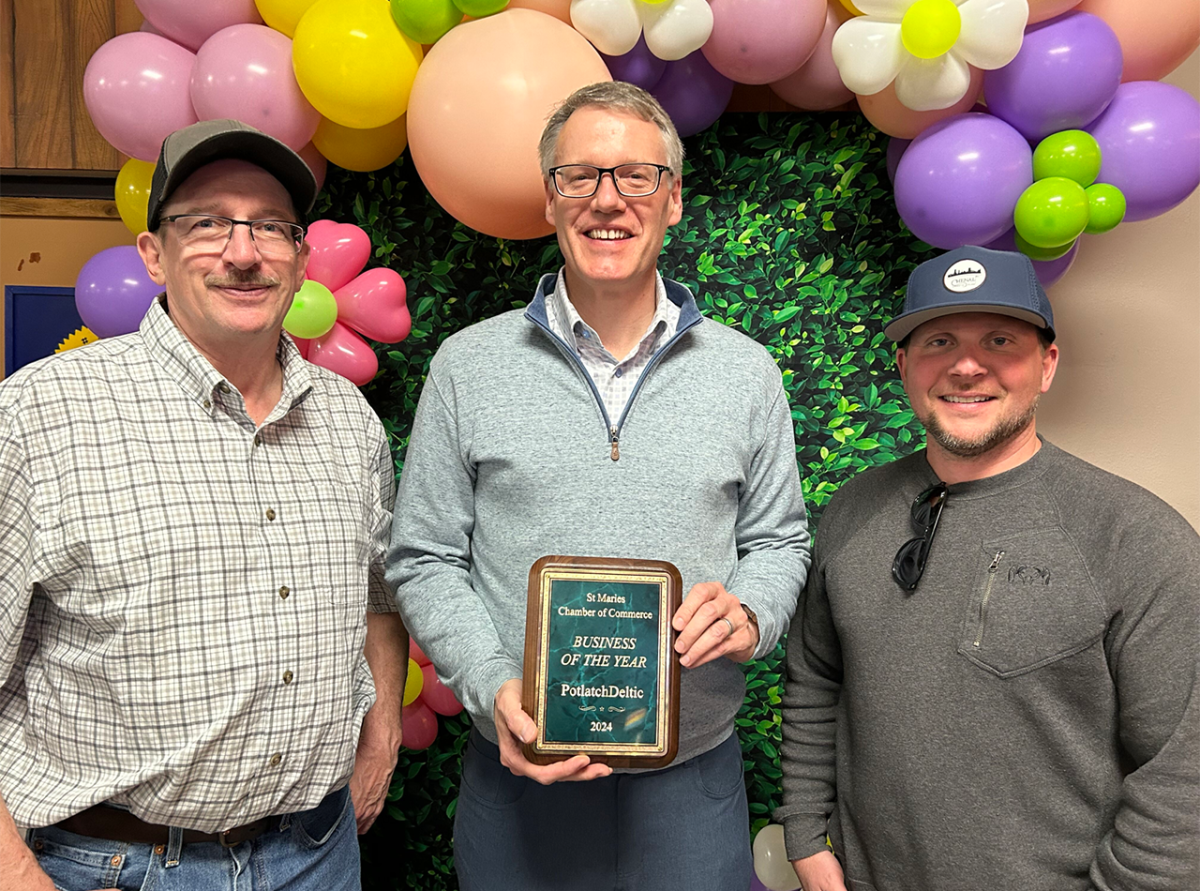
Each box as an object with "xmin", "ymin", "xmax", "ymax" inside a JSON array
[
  {"xmin": 549, "ymin": 164, "xmax": 671, "ymax": 198},
  {"xmin": 892, "ymin": 483, "xmax": 949, "ymax": 592},
  {"xmin": 161, "ymin": 214, "xmax": 306, "ymax": 256}
]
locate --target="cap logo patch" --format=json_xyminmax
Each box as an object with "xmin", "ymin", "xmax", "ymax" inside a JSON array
[{"xmin": 943, "ymin": 260, "xmax": 986, "ymax": 293}]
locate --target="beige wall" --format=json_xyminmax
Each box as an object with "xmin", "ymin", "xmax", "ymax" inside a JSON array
[
  {"xmin": 1038, "ymin": 50, "xmax": 1200, "ymax": 529},
  {"xmin": 0, "ymin": 215, "xmax": 135, "ymax": 371}
]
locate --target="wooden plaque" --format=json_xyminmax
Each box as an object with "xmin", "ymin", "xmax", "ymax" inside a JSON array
[{"xmin": 522, "ymin": 555, "xmax": 682, "ymax": 769}]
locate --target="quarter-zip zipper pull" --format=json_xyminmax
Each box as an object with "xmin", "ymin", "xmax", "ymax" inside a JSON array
[
  {"xmin": 988, "ymin": 551, "xmax": 1005, "ymax": 573},
  {"xmin": 610, "ymin": 425, "xmax": 620, "ymax": 462}
]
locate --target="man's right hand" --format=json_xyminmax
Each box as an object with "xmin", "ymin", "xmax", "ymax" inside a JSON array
[
  {"xmin": 793, "ymin": 850, "xmax": 847, "ymax": 891},
  {"xmin": 493, "ymin": 678, "xmax": 613, "ymax": 785}
]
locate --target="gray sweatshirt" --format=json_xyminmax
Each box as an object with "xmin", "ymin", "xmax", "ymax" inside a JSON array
[
  {"xmin": 776, "ymin": 441, "xmax": 1200, "ymax": 890},
  {"xmin": 386, "ymin": 275, "xmax": 811, "ymax": 764}
]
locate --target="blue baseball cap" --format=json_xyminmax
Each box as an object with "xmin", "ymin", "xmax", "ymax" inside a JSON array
[{"xmin": 884, "ymin": 246, "xmax": 1056, "ymax": 343}]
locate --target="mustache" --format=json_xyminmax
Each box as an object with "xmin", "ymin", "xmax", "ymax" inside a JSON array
[{"xmin": 205, "ymin": 272, "xmax": 280, "ymax": 288}]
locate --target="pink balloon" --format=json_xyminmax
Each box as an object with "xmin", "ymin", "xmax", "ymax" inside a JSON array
[
  {"xmin": 134, "ymin": 0, "xmax": 262, "ymax": 52},
  {"xmin": 702, "ymin": 0, "xmax": 826, "ymax": 85},
  {"xmin": 334, "ymin": 269, "xmax": 411, "ymax": 344},
  {"xmin": 304, "ymin": 220, "xmax": 372, "ymax": 292},
  {"xmin": 420, "ymin": 663, "xmax": 464, "ymax": 717},
  {"xmin": 410, "ymin": 640, "xmax": 433, "ymax": 667},
  {"xmin": 298, "ymin": 142, "xmax": 328, "ymax": 192},
  {"xmin": 83, "ymin": 33, "xmax": 198, "ymax": 161},
  {"xmin": 139, "ymin": 20, "xmax": 163, "ymax": 35},
  {"xmin": 291, "ymin": 334, "xmax": 312, "ymax": 359},
  {"xmin": 402, "ymin": 701, "xmax": 439, "ymax": 750},
  {"xmin": 191, "ymin": 25, "xmax": 319, "ymax": 150},
  {"xmin": 307, "ymin": 322, "xmax": 378, "ymax": 386},
  {"xmin": 769, "ymin": 4, "xmax": 853, "ymax": 111}
]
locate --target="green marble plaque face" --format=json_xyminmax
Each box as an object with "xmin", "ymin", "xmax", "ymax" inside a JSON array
[{"xmin": 524, "ymin": 557, "xmax": 681, "ymax": 767}]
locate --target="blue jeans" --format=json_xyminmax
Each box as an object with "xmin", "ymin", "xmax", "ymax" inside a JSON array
[
  {"xmin": 454, "ymin": 730, "xmax": 752, "ymax": 891},
  {"xmin": 27, "ymin": 786, "xmax": 359, "ymax": 891}
]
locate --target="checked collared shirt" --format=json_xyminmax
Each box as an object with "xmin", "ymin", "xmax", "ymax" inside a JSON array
[
  {"xmin": 0, "ymin": 298, "xmax": 396, "ymax": 832},
  {"xmin": 545, "ymin": 268, "xmax": 680, "ymax": 424}
]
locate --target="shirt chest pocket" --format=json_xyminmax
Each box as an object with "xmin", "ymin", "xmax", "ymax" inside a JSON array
[{"xmin": 957, "ymin": 527, "xmax": 1108, "ymax": 678}]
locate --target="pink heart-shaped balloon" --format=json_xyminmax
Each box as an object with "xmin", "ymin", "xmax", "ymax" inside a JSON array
[
  {"xmin": 304, "ymin": 220, "xmax": 371, "ymax": 292},
  {"xmin": 306, "ymin": 321, "xmax": 378, "ymax": 386},
  {"xmin": 290, "ymin": 334, "xmax": 312, "ymax": 359},
  {"xmin": 334, "ymin": 268, "xmax": 411, "ymax": 344}
]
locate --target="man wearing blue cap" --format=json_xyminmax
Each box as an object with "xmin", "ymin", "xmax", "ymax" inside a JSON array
[{"xmin": 775, "ymin": 246, "xmax": 1199, "ymax": 891}]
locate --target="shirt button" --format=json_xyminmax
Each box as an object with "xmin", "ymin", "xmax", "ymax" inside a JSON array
[
  {"xmin": 614, "ymin": 368, "xmax": 623, "ymax": 378},
  {"xmin": 218, "ymin": 382, "xmax": 231, "ymax": 394},
  {"xmin": 279, "ymin": 585, "xmax": 290, "ymax": 600},
  {"xmin": 265, "ymin": 508, "xmax": 276, "ymax": 521},
  {"xmin": 269, "ymin": 753, "xmax": 282, "ymax": 767},
  {"xmin": 254, "ymin": 435, "xmax": 263, "ymax": 447},
  {"xmin": 202, "ymin": 399, "xmax": 211, "ymax": 409},
  {"xmin": 283, "ymin": 670, "xmax": 294, "ymax": 685}
]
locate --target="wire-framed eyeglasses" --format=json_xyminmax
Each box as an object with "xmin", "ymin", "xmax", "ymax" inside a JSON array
[
  {"xmin": 892, "ymin": 483, "xmax": 949, "ymax": 592},
  {"xmin": 549, "ymin": 164, "xmax": 672, "ymax": 198},
  {"xmin": 161, "ymin": 214, "xmax": 306, "ymax": 256}
]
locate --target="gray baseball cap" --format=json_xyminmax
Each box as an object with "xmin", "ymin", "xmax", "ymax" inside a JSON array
[
  {"xmin": 146, "ymin": 119, "xmax": 317, "ymax": 232},
  {"xmin": 884, "ymin": 245, "xmax": 1056, "ymax": 343}
]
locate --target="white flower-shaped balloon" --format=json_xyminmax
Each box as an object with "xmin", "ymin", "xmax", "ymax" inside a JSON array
[
  {"xmin": 832, "ymin": 0, "xmax": 1029, "ymax": 112},
  {"xmin": 571, "ymin": 0, "xmax": 713, "ymax": 62}
]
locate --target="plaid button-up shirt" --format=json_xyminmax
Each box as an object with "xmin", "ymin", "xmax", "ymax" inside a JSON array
[
  {"xmin": 0, "ymin": 298, "xmax": 396, "ymax": 832},
  {"xmin": 545, "ymin": 269, "xmax": 680, "ymax": 424}
]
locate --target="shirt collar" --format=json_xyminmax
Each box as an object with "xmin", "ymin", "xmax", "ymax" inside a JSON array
[
  {"xmin": 140, "ymin": 295, "xmax": 314, "ymax": 418},
  {"xmin": 549, "ymin": 268, "xmax": 671, "ymax": 357}
]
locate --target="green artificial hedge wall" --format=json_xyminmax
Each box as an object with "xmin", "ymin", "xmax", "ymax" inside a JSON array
[{"xmin": 315, "ymin": 111, "xmax": 935, "ymax": 890}]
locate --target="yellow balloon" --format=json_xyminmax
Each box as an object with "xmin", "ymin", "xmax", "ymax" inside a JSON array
[
  {"xmin": 255, "ymin": 0, "xmax": 320, "ymax": 37},
  {"xmin": 115, "ymin": 158, "xmax": 156, "ymax": 235},
  {"xmin": 312, "ymin": 115, "xmax": 408, "ymax": 172},
  {"xmin": 837, "ymin": 0, "xmax": 864, "ymax": 15},
  {"xmin": 900, "ymin": 0, "xmax": 961, "ymax": 59},
  {"xmin": 293, "ymin": 0, "xmax": 423, "ymax": 130},
  {"xmin": 403, "ymin": 658, "xmax": 425, "ymax": 705}
]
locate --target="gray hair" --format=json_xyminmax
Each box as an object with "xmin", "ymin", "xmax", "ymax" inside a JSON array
[{"xmin": 538, "ymin": 81, "xmax": 684, "ymax": 178}]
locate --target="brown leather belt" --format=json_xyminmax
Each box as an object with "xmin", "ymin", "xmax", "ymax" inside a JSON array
[{"xmin": 57, "ymin": 804, "xmax": 275, "ymax": 848}]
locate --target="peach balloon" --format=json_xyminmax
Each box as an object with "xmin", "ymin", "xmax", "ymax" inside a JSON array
[
  {"xmin": 1027, "ymin": 0, "xmax": 1083, "ymax": 25},
  {"xmin": 506, "ymin": 0, "xmax": 572, "ymax": 25},
  {"xmin": 769, "ymin": 3, "xmax": 853, "ymax": 111},
  {"xmin": 407, "ymin": 9, "xmax": 612, "ymax": 239},
  {"xmin": 857, "ymin": 65, "xmax": 984, "ymax": 139},
  {"xmin": 1077, "ymin": 0, "xmax": 1200, "ymax": 82}
]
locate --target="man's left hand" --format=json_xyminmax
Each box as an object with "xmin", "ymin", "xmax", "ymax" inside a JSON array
[
  {"xmin": 349, "ymin": 720, "xmax": 401, "ymax": 834},
  {"xmin": 672, "ymin": 582, "xmax": 759, "ymax": 667}
]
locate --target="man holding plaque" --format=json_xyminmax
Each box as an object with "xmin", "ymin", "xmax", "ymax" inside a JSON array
[
  {"xmin": 776, "ymin": 247, "xmax": 1200, "ymax": 891},
  {"xmin": 388, "ymin": 82, "xmax": 811, "ymax": 890}
]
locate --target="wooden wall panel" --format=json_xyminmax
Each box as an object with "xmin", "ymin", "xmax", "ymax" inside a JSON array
[
  {"xmin": 13, "ymin": 0, "xmax": 73, "ymax": 167},
  {"xmin": 70, "ymin": 0, "xmax": 120, "ymax": 169},
  {"xmin": 1, "ymin": 0, "xmax": 15, "ymax": 167}
]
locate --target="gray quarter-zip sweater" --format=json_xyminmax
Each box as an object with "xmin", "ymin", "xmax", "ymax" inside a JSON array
[
  {"xmin": 777, "ymin": 442, "xmax": 1200, "ymax": 890},
  {"xmin": 387, "ymin": 274, "xmax": 811, "ymax": 764}
]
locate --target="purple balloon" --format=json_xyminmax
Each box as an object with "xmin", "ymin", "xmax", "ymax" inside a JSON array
[
  {"xmin": 984, "ymin": 12, "xmax": 1123, "ymax": 143},
  {"xmin": 749, "ymin": 876, "xmax": 771, "ymax": 891},
  {"xmin": 1087, "ymin": 81, "xmax": 1200, "ymax": 223},
  {"xmin": 602, "ymin": 35, "xmax": 667, "ymax": 93},
  {"xmin": 650, "ymin": 52, "xmax": 734, "ymax": 138},
  {"xmin": 74, "ymin": 246, "xmax": 161, "ymax": 339},
  {"xmin": 886, "ymin": 137, "xmax": 910, "ymax": 184},
  {"xmin": 985, "ymin": 228, "xmax": 1080, "ymax": 288},
  {"xmin": 894, "ymin": 113, "xmax": 1033, "ymax": 250}
]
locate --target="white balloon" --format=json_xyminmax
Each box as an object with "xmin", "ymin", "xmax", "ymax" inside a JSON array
[
  {"xmin": 853, "ymin": 0, "xmax": 914, "ymax": 15},
  {"xmin": 831, "ymin": 17, "xmax": 906, "ymax": 96},
  {"xmin": 893, "ymin": 51, "xmax": 973, "ymax": 111},
  {"xmin": 571, "ymin": 0, "xmax": 642, "ymax": 56},
  {"xmin": 955, "ymin": 0, "xmax": 1030, "ymax": 70},
  {"xmin": 752, "ymin": 824, "xmax": 802, "ymax": 891},
  {"xmin": 639, "ymin": 0, "xmax": 714, "ymax": 62}
]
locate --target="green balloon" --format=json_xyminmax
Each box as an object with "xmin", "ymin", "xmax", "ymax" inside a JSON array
[
  {"xmin": 1014, "ymin": 231, "xmax": 1075, "ymax": 262},
  {"xmin": 1013, "ymin": 177, "xmax": 1090, "ymax": 249},
  {"xmin": 1032, "ymin": 130, "xmax": 1102, "ymax": 187},
  {"xmin": 391, "ymin": 0, "xmax": 463, "ymax": 44},
  {"xmin": 283, "ymin": 280, "xmax": 338, "ymax": 340},
  {"xmin": 1085, "ymin": 183, "xmax": 1127, "ymax": 234},
  {"xmin": 451, "ymin": 0, "xmax": 508, "ymax": 17}
]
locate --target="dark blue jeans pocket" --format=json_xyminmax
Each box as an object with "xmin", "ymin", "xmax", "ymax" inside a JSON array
[
  {"xmin": 293, "ymin": 786, "xmax": 352, "ymax": 849},
  {"xmin": 459, "ymin": 731, "xmax": 528, "ymax": 808},
  {"xmin": 692, "ymin": 734, "xmax": 746, "ymax": 800},
  {"xmin": 31, "ymin": 827, "xmax": 147, "ymax": 891}
]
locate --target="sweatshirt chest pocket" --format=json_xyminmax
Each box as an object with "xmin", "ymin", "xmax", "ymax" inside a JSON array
[{"xmin": 957, "ymin": 527, "xmax": 1108, "ymax": 678}]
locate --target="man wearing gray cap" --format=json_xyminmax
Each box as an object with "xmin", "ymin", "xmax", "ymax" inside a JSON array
[
  {"xmin": 776, "ymin": 245, "xmax": 1199, "ymax": 891},
  {"xmin": 0, "ymin": 120, "xmax": 406, "ymax": 890}
]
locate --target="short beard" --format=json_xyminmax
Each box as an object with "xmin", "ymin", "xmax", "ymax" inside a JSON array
[{"xmin": 919, "ymin": 396, "xmax": 1040, "ymax": 459}]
